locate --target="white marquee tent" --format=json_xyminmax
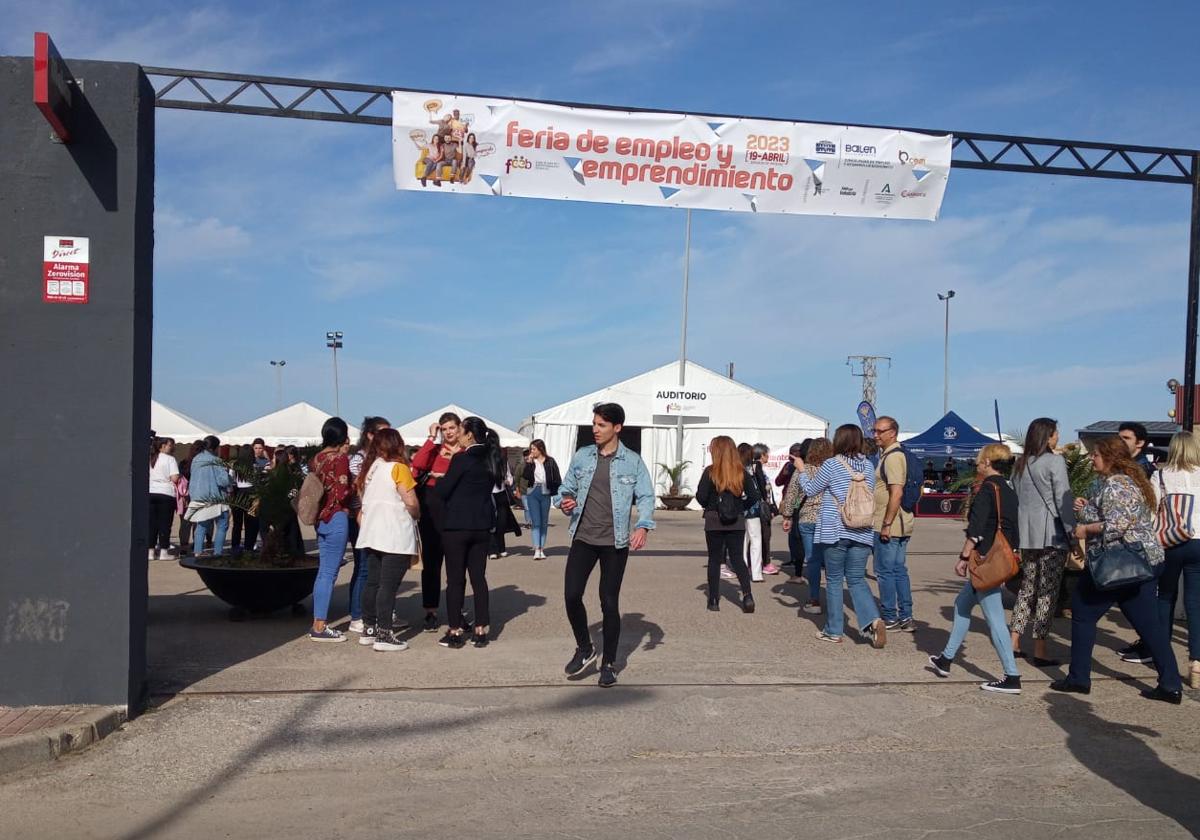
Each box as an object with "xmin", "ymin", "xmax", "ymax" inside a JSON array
[
  {"xmin": 397, "ymin": 404, "xmax": 530, "ymax": 449},
  {"xmin": 220, "ymin": 401, "xmax": 360, "ymax": 447},
  {"xmin": 151, "ymin": 400, "xmax": 216, "ymax": 441},
  {"xmin": 520, "ymin": 361, "xmax": 828, "ymax": 504}
]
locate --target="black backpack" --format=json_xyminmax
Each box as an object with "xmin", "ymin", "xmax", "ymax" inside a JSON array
[{"xmin": 716, "ymin": 489, "xmax": 743, "ymax": 525}]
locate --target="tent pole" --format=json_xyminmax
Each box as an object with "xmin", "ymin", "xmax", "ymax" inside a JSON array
[{"xmin": 676, "ymin": 209, "xmax": 692, "ymax": 469}]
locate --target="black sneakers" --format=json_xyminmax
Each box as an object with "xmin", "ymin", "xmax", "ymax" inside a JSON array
[
  {"xmin": 565, "ymin": 646, "xmax": 597, "ymax": 676},
  {"xmin": 1049, "ymin": 679, "xmax": 1090, "ymax": 695},
  {"xmin": 423, "ymin": 613, "xmax": 439, "ymax": 633},
  {"xmin": 741, "ymin": 594, "xmax": 755, "ymax": 614},
  {"xmin": 927, "ymin": 654, "xmax": 952, "ymax": 677},
  {"xmin": 471, "ymin": 631, "xmax": 489, "ymax": 649},
  {"xmin": 1119, "ymin": 642, "xmax": 1153, "ymax": 664},
  {"xmin": 598, "ymin": 662, "xmax": 617, "ymax": 688},
  {"xmin": 980, "ymin": 675, "xmax": 1022, "ymax": 694},
  {"xmin": 438, "ymin": 632, "xmax": 466, "ymax": 649}
]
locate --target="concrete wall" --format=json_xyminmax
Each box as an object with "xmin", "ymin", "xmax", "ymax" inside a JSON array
[{"xmin": 0, "ymin": 57, "xmax": 154, "ymax": 710}]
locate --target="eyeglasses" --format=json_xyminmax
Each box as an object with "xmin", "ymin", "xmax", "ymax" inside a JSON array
[{"xmin": 873, "ymin": 426, "xmax": 896, "ymax": 434}]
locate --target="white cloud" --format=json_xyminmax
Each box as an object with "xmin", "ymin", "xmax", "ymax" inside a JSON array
[{"xmin": 154, "ymin": 206, "xmax": 252, "ymax": 265}]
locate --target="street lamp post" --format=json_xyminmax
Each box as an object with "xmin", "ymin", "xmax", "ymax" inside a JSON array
[
  {"xmin": 325, "ymin": 331, "xmax": 343, "ymax": 416},
  {"xmin": 937, "ymin": 290, "xmax": 955, "ymax": 415},
  {"xmin": 269, "ymin": 359, "xmax": 286, "ymax": 409}
]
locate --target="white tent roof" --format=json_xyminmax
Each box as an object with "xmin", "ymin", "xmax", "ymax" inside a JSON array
[
  {"xmin": 397, "ymin": 404, "xmax": 530, "ymax": 449},
  {"xmin": 220, "ymin": 401, "xmax": 360, "ymax": 447},
  {"xmin": 522, "ymin": 360, "xmax": 828, "ymax": 431},
  {"xmin": 151, "ymin": 400, "xmax": 216, "ymax": 441}
]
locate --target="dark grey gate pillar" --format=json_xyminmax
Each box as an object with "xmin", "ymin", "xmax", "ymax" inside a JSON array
[{"xmin": 0, "ymin": 56, "xmax": 154, "ymax": 712}]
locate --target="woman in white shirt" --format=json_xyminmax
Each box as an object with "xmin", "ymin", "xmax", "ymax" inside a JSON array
[
  {"xmin": 148, "ymin": 437, "xmax": 180, "ymax": 560},
  {"xmin": 1153, "ymin": 430, "xmax": 1200, "ymax": 688},
  {"xmin": 522, "ymin": 440, "xmax": 561, "ymax": 560}
]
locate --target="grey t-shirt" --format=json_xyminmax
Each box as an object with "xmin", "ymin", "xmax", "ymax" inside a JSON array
[{"xmin": 575, "ymin": 452, "xmax": 616, "ymax": 545}]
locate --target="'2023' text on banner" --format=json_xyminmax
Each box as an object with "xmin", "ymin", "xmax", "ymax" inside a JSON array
[{"xmin": 392, "ymin": 93, "xmax": 952, "ymax": 220}]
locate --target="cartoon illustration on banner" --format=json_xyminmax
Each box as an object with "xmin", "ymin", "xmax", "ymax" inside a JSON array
[{"xmin": 393, "ymin": 92, "xmax": 953, "ymax": 220}]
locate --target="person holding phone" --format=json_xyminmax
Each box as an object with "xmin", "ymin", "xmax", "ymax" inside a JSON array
[
  {"xmin": 411, "ymin": 412, "xmax": 465, "ymax": 633},
  {"xmin": 556, "ymin": 403, "xmax": 655, "ymax": 688}
]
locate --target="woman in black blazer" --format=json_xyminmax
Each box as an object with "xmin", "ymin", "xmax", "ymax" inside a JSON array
[{"xmin": 436, "ymin": 416, "xmax": 505, "ymax": 649}]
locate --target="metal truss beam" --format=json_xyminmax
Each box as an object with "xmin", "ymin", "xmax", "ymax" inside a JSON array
[{"xmin": 144, "ymin": 67, "xmax": 1197, "ymax": 185}]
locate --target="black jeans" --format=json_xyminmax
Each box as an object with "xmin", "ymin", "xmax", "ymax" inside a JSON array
[
  {"xmin": 418, "ymin": 488, "xmax": 446, "ymax": 611},
  {"xmin": 443, "ymin": 529, "xmax": 490, "ymax": 630},
  {"xmin": 231, "ymin": 507, "xmax": 260, "ymax": 552},
  {"xmin": 279, "ymin": 513, "xmax": 305, "ymax": 558},
  {"xmin": 362, "ymin": 550, "xmax": 411, "ymax": 631},
  {"xmin": 760, "ymin": 516, "xmax": 773, "ymax": 565},
  {"xmin": 564, "ymin": 541, "xmax": 629, "ymax": 665},
  {"xmin": 706, "ymin": 529, "xmax": 752, "ymax": 596},
  {"xmin": 149, "ymin": 493, "xmax": 175, "ymax": 551}
]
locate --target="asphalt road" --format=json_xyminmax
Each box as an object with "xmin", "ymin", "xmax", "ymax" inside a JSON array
[{"xmin": 3, "ymin": 512, "xmax": 1198, "ymax": 839}]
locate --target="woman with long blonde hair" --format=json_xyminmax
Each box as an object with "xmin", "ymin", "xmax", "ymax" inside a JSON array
[
  {"xmin": 1051, "ymin": 436, "xmax": 1182, "ymax": 703},
  {"xmin": 1154, "ymin": 430, "xmax": 1200, "ymax": 688},
  {"xmin": 696, "ymin": 436, "xmax": 758, "ymax": 613}
]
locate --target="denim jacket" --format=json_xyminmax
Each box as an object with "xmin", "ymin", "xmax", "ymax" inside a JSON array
[
  {"xmin": 553, "ymin": 442, "xmax": 656, "ymax": 549},
  {"xmin": 188, "ymin": 451, "xmax": 231, "ymax": 503}
]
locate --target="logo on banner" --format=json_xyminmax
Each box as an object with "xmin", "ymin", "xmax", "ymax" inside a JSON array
[
  {"xmin": 43, "ymin": 235, "xmax": 89, "ymax": 304},
  {"xmin": 815, "ymin": 140, "xmax": 836, "ymax": 155},
  {"xmin": 874, "ymin": 183, "xmax": 895, "ymax": 205},
  {"xmin": 857, "ymin": 400, "xmax": 877, "ymax": 438},
  {"xmin": 839, "ymin": 186, "xmax": 857, "ymax": 196},
  {"xmin": 901, "ymin": 189, "xmax": 927, "ymax": 198},
  {"xmin": 505, "ymin": 156, "xmax": 533, "ymax": 173},
  {"xmin": 943, "ymin": 426, "xmax": 958, "ymax": 440},
  {"xmin": 844, "ymin": 143, "xmax": 877, "ymax": 156},
  {"xmin": 898, "ymin": 150, "xmax": 927, "ymax": 166}
]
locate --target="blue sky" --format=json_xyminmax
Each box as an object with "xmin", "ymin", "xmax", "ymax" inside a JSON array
[{"xmin": 5, "ymin": 1, "xmax": 1199, "ymax": 441}]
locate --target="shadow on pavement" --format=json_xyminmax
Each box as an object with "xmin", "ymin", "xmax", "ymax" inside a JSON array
[{"xmin": 1044, "ymin": 693, "xmax": 1200, "ymax": 835}]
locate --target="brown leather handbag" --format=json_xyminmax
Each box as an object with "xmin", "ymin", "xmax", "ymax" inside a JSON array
[{"xmin": 969, "ymin": 482, "xmax": 1021, "ymax": 591}]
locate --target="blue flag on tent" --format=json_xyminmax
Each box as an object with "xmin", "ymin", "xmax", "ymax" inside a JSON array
[{"xmin": 858, "ymin": 400, "xmax": 877, "ymax": 438}]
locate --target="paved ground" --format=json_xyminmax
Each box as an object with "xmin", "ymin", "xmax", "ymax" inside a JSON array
[{"xmin": 2, "ymin": 511, "xmax": 1198, "ymax": 839}]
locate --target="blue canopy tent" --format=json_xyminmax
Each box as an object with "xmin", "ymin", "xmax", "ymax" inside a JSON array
[{"xmin": 902, "ymin": 411, "xmax": 999, "ymax": 458}]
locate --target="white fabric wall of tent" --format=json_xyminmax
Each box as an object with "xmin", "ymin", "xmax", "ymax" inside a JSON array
[
  {"xmin": 219, "ymin": 401, "xmax": 360, "ymax": 447},
  {"xmin": 150, "ymin": 400, "xmax": 216, "ymax": 442},
  {"xmin": 520, "ymin": 361, "xmax": 828, "ymax": 506}
]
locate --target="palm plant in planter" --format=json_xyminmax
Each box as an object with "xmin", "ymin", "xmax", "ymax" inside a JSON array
[
  {"xmin": 182, "ymin": 458, "xmax": 321, "ymax": 618},
  {"xmin": 657, "ymin": 460, "xmax": 693, "ymax": 511}
]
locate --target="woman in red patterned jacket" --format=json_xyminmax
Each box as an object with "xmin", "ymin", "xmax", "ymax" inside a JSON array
[{"xmin": 308, "ymin": 417, "xmax": 355, "ymax": 642}]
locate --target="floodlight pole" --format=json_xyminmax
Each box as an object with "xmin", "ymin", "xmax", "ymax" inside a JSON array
[
  {"xmin": 270, "ymin": 359, "xmax": 286, "ymax": 409},
  {"xmin": 325, "ymin": 331, "xmax": 343, "ymax": 416},
  {"xmin": 676, "ymin": 209, "xmax": 691, "ymax": 467},
  {"xmin": 938, "ymin": 290, "xmax": 955, "ymax": 415},
  {"xmin": 1184, "ymin": 154, "xmax": 1200, "ymax": 430}
]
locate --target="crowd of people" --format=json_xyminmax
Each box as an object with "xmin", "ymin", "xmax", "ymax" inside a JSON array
[{"xmin": 148, "ymin": 408, "xmax": 1198, "ymax": 697}]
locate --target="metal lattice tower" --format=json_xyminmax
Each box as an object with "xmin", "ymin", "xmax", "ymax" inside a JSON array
[{"xmin": 847, "ymin": 355, "xmax": 891, "ymax": 405}]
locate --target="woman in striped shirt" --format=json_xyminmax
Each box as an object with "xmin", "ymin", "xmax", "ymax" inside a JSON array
[{"xmin": 795, "ymin": 424, "xmax": 887, "ymax": 647}]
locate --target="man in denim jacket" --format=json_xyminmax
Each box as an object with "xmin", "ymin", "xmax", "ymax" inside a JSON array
[{"xmin": 554, "ymin": 402, "xmax": 655, "ymax": 687}]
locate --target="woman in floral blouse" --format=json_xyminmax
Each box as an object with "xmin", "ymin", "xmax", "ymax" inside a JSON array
[
  {"xmin": 1050, "ymin": 435, "xmax": 1182, "ymax": 703},
  {"xmin": 782, "ymin": 437, "xmax": 832, "ymax": 614},
  {"xmin": 308, "ymin": 417, "xmax": 355, "ymax": 642}
]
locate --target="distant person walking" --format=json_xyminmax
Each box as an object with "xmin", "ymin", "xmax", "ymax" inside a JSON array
[
  {"xmin": 1011, "ymin": 418, "xmax": 1076, "ymax": 667},
  {"xmin": 927, "ymin": 443, "xmax": 1023, "ymax": 694},
  {"xmin": 783, "ymin": 437, "xmax": 832, "ymax": 614},
  {"xmin": 354, "ymin": 428, "xmax": 419, "ymax": 653},
  {"xmin": 557, "ymin": 403, "xmax": 656, "ymax": 688},
  {"xmin": 794, "ymin": 424, "xmax": 886, "ymax": 647},
  {"xmin": 308, "ymin": 417, "xmax": 355, "ymax": 643},
  {"xmin": 872, "ymin": 416, "xmax": 916, "ymax": 632},
  {"xmin": 148, "ymin": 437, "xmax": 180, "ymax": 560},
  {"xmin": 436, "ymin": 417, "xmax": 504, "ymax": 649},
  {"xmin": 738, "ymin": 443, "xmax": 764, "ymax": 582},
  {"xmin": 1153, "ymin": 430, "xmax": 1200, "ymax": 689},
  {"xmin": 523, "ymin": 439, "xmax": 561, "ymax": 559},
  {"xmin": 1051, "ymin": 436, "xmax": 1182, "ymax": 704},
  {"xmin": 696, "ymin": 436, "xmax": 757, "ymax": 614},
  {"xmin": 347, "ymin": 416, "xmax": 391, "ymax": 635}
]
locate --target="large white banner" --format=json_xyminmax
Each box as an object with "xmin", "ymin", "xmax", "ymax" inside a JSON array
[{"xmin": 392, "ymin": 92, "xmax": 952, "ymax": 220}]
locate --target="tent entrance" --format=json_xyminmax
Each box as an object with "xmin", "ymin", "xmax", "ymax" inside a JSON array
[{"xmin": 574, "ymin": 425, "xmax": 642, "ymax": 454}]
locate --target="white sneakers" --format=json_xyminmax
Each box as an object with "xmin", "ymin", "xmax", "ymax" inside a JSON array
[{"xmin": 348, "ymin": 619, "xmax": 365, "ymax": 634}]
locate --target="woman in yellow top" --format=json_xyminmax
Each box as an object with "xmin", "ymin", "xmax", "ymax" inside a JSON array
[{"xmin": 355, "ymin": 428, "xmax": 421, "ymax": 652}]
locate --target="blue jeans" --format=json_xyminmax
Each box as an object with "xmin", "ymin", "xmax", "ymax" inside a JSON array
[
  {"xmin": 313, "ymin": 511, "xmax": 348, "ymax": 622},
  {"xmin": 527, "ymin": 486, "xmax": 552, "ymax": 549},
  {"xmin": 1158, "ymin": 540, "xmax": 1200, "ymax": 661},
  {"xmin": 942, "ymin": 581, "xmax": 1019, "ymax": 677},
  {"xmin": 348, "ymin": 518, "xmax": 366, "ymax": 621},
  {"xmin": 874, "ymin": 533, "xmax": 913, "ymax": 622},
  {"xmin": 798, "ymin": 522, "xmax": 823, "ymax": 602},
  {"xmin": 1069, "ymin": 570, "xmax": 1181, "ymax": 692},
  {"xmin": 193, "ymin": 510, "xmax": 229, "ymax": 556},
  {"xmin": 822, "ymin": 539, "xmax": 879, "ymax": 638}
]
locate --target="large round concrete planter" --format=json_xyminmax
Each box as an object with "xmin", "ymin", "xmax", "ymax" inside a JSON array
[
  {"xmin": 660, "ymin": 494, "xmax": 693, "ymax": 511},
  {"xmin": 179, "ymin": 556, "xmax": 340, "ymax": 618}
]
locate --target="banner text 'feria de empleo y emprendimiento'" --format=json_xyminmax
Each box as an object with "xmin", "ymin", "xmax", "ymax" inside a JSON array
[{"xmin": 392, "ymin": 93, "xmax": 952, "ymax": 220}]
